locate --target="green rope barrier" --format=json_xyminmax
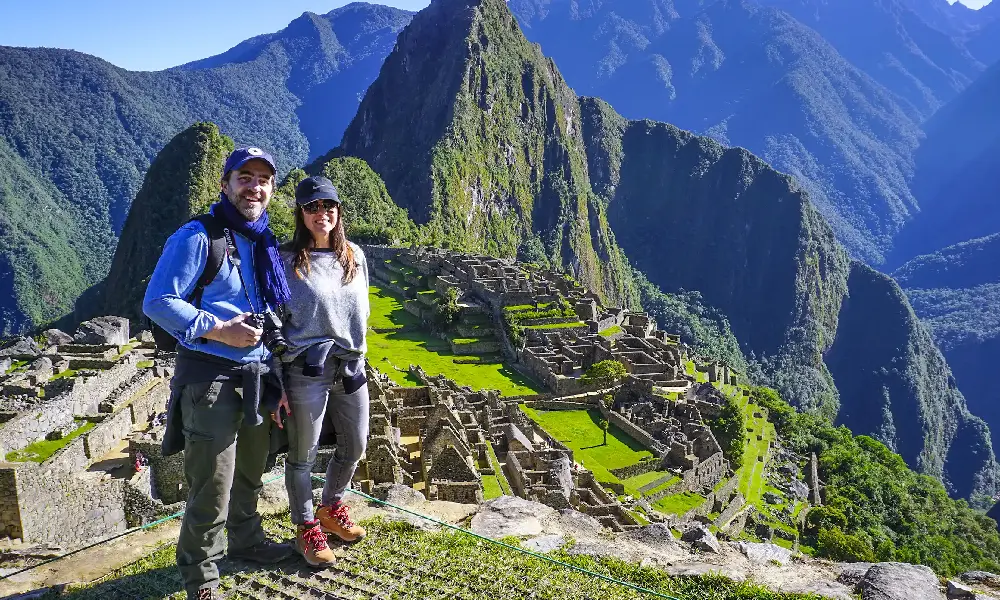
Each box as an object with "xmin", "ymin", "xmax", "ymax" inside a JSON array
[
  {"xmin": 2, "ymin": 469, "xmax": 689, "ymax": 600},
  {"xmin": 329, "ymin": 476, "xmax": 686, "ymax": 600}
]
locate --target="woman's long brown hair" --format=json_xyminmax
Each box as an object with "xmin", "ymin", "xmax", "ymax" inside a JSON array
[{"xmin": 290, "ymin": 204, "xmax": 357, "ymax": 284}]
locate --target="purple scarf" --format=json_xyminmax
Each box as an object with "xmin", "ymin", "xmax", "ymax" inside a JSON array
[{"xmin": 210, "ymin": 195, "xmax": 291, "ymax": 308}]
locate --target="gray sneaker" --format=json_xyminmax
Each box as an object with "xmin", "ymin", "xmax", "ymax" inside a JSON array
[{"xmin": 227, "ymin": 539, "xmax": 293, "ymax": 564}]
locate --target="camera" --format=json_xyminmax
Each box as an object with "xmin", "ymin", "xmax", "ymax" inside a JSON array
[{"xmin": 248, "ymin": 310, "xmax": 288, "ymax": 357}]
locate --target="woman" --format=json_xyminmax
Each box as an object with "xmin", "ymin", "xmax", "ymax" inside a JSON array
[{"xmin": 273, "ymin": 175, "xmax": 370, "ymax": 568}]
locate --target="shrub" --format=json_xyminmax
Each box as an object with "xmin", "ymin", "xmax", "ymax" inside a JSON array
[{"xmin": 581, "ymin": 359, "xmax": 627, "ymax": 388}]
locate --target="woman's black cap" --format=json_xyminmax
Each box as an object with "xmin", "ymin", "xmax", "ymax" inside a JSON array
[{"xmin": 295, "ymin": 176, "xmax": 341, "ymax": 205}]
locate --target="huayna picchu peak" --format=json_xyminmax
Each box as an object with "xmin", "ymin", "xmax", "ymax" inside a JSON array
[{"xmin": 330, "ymin": 0, "xmax": 639, "ymax": 308}]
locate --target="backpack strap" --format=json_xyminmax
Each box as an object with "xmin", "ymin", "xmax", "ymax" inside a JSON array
[{"xmin": 187, "ymin": 213, "xmax": 228, "ymax": 308}]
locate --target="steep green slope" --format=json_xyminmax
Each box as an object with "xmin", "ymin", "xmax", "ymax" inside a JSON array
[
  {"xmin": 756, "ymin": 386, "xmax": 1000, "ymax": 576},
  {"xmin": 0, "ymin": 4, "xmax": 411, "ymax": 334},
  {"xmin": 0, "ymin": 138, "xmax": 91, "ymax": 335},
  {"xmin": 331, "ymin": 0, "xmax": 638, "ymax": 307},
  {"xmin": 510, "ymin": 0, "xmax": 925, "ymax": 264},
  {"xmin": 894, "ymin": 234, "xmax": 1000, "ymax": 455},
  {"xmin": 93, "ymin": 123, "xmax": 234, "ymax": 323},
  {"xmin": 825, "ymin": 263, "xmax": 996, "ymax": 498},
  {"xmin": 580, "ymin": 96, "xmax": 997, "ymax": 498}
]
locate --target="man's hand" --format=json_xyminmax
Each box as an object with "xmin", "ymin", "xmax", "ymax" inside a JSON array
[
  {"xmin": 202, "ymin": 312, "xmax": 262, "ymax": 348},
  {"xmin": 272, "ymin": 393, "xmax": 291, "ymax": 429}
]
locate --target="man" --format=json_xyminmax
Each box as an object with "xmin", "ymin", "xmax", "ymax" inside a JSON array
[{"xmin": 144, "ymin": 146, "xmax": 294, "ymax": 600}]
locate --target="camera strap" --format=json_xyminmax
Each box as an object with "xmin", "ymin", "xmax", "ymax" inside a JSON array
[{"xmin": 222, "ymin": 227, "xmax": 258, "ymax": 314}]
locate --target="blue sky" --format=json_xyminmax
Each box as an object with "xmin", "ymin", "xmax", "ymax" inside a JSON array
[
  {"xmin": 0, "ymin": 0, "xmax": 431, "ymax": 72},
  {"xmin": 0, "ymin": 0, "xmax": 991, "ymax": 71}
]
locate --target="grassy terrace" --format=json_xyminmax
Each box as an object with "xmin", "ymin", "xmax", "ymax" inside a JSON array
[
  {"xmin": 522, "ymin": 321, "xmax": 586, "ymax": 330},
  {"xmin": 367, "ymin": 285, "xmax": 540, "ymax": 396},
  {"xmin": 61, "ymin": 515, "xmax": 816, "ymax": 600},
  {"xmin": 517, "ymin": 406, "xmax": 677, "ymax": 499},
  {"xmin": 5, "ymin": 421, "xmax": 95, "ymax": 462},
  {"xmin": 598, "ymin": 325, "xmax": 623, "ymax": 337},
  {"xmin": 653, "ymin": 491, "xmax": 705, "ymax": 515},
  {"xmin": 722, "ymin": 384, "xmax": 776, "ymax": 512}
]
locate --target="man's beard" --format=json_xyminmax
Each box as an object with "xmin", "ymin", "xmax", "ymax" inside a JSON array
[{"xmin": 230, "ymin": 193, "xmax": 267, "ymax": 222}]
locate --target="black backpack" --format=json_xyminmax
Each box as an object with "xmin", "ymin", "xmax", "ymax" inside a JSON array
[{"xmin": 150, "ymin": 214, "xmax": 228, "ymax": 352}]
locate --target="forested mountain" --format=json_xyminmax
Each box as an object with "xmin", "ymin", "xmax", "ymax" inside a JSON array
[
  {"xmin": 895, "ymin": 234, "xmax": 1000, "ymax": 456},
  {"xmin": 90, "ymin": 123, "xmax": 235, "ymax": 323},
  {"xmin": 0, "ymin": 3, "xmax": 411, "ymax": 335},
  {"xmin": 327, "ymin": 0, "xmax": 997, "ymax": 498},
  {"xmin": 509, "ymin": 0, "xmax": 926, "ymax": 264}
]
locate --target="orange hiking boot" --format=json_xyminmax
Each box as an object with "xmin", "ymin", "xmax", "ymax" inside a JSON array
[
  {"xmin": 295, "ymin": 520, "xmax": 336, "ymax": 567},
  {"xmin": 316, "ymin": 502, "xmax": 366, "ymax": 543}
]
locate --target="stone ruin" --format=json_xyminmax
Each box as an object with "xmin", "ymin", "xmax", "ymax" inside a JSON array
[
  {"xmin": 353, "ymin": 366, "xmax": 643, "ymax": 531},
  {"xmin": 355, "ymin": 246, "xmax": 776, "ymax": 534},
  {"xmin": 0, "ymin": 317, "xmax": 173, "ymax": 547}
]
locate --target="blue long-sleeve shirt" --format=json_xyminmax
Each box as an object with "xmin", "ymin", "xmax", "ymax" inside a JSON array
[{"xmin": 143, "ymin": 220, "xmax": 270, "ymax": 364}]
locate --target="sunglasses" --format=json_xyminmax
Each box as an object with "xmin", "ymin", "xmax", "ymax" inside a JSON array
[{"xmin": 302, "ymin": 199, "xmax": 340, "ymax": 214}]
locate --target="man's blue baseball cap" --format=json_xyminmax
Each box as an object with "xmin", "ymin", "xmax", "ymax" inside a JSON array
[
  {"xmin": 223, "ymin": 146, "xmax": 277, "ymax": 178},
  {"xmin": 295, "ymin": 176, "xmax": 341, "ymax": 206}
]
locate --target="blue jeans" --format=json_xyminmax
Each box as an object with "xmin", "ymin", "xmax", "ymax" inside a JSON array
[{"xmin": 283, "ymin": 361, "xmax": 370, "ymax": 525}]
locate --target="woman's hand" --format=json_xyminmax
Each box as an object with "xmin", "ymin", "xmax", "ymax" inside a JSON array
[{"xmin": 272, "ymin": 393, "xmax": 291, "ymax": 429}]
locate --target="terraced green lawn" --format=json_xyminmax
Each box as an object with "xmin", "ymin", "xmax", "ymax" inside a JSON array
[
  {"xmin": 5, "ymin": 421, "xmax": 96, "ymax": 462},
  {"xmin": 621, "ymin": 469, "xmax": 673, "ymax": 491},
  {"xmin": 367, "ymin": 286, "xmax": 541, "ymax": 396},
  {"xmin": 523, "ymin": 321, "xmax": 586, "ymax": 330},
  {"xmin": 598, "ymin": 325, "xmax": 623, "ymax": 337},
  {"xmin": 653, "ymin": 491, "xmax": 706, "ymax": 515},
  {"xmin": 735, "ymin": 400, "xmax": 776, "ymax": 509},
  {"xmin": 518, "ymin": 406, "xmax": 654, "ymax": 494}
]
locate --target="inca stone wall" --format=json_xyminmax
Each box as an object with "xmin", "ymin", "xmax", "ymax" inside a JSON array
[
  {"xmin": 597, "ymin": 401, "xmax": 667, "ymax": 455},
  {"xmin": 0, "ymin": 358, "xmax": 139, "ymax": 457},
  {"xmin": 13, "ymin": 468, "xmax": 127, "ymax": 546},
  {"xmin": 0, "ymin": 468, "xmax": 21, "ymax": 538}
]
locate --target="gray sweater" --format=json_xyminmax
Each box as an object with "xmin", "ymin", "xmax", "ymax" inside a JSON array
[{"xmin": 277, "ymin": 243, "xmax": 370, "ymax": 363}]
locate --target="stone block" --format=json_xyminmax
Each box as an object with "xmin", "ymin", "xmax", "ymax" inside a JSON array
[
  {"xmin": 42, "ymin": 329, "xmax": 74, "ymax": 346},
  {"xmin": 73, "ymin": 316, "xmax": 130, "ymax": 346},
  {"xmin": 0, "ymin": 336, "xmax": 40, "ymax": 360}
]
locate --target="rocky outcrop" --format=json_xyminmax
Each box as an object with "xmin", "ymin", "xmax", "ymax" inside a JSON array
[
  {"xmin": 856, "ymin": 563, "xmax": 944, "ymax": 600},
  {"xmin": 73, "ymin": 316, "xmax": 130, "ymax": 346}
]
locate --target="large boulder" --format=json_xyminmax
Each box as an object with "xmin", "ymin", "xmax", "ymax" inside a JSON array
[
  {"xmin": 733, "ymin": 541, "xmax": 793, "ymax": 566},
  {"xmin": 42, "ymin": 328, "xmax": 74, "ymax": 346},
  {"xmin": 680, "ymin": 523, "xmax": 721, "ymax": 554},
  {"xmin": 0, "ymin": 357, "xmax": 11, "ymax": 374},
  {"xmin": 27, "ymin": 356, "xmax": 53, "ymax": 383},
  {"xmin": 0, "ymin": 336, "xmax": 40, "ymax": 359},
  {"xmin": 622, "ymin": 523, "xmax": 681, "ymax": 550},
  {"xmin": 74, "ymin": 316, "xmax": 130, "ymax": 345},
  {"xmin": 470, "ymin": 496, "xmax": 558, "ymax": 538},
  {"xmin": 859, "ymin": 562, "xmax": 944, "ymax": 600}
]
